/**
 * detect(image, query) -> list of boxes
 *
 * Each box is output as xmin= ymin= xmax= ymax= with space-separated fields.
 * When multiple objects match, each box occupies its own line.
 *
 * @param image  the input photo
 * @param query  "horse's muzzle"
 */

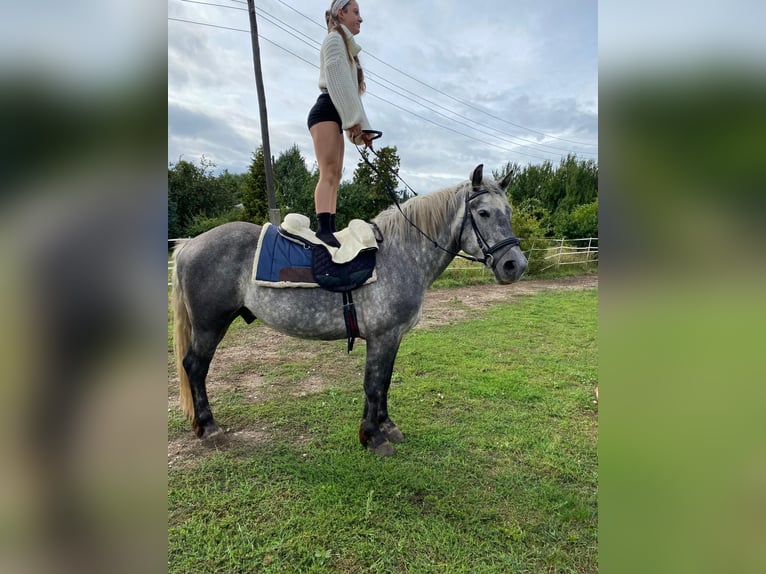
xmin=493 ymin=246 xmax=528 ymax=284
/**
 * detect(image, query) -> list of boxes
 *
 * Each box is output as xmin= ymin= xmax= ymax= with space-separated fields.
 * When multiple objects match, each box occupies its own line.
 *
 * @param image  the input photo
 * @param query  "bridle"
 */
xmin=356 ymin=146 xmax=520 ymax=269
xmin=459 ymin=189 xmax=521 ymax=269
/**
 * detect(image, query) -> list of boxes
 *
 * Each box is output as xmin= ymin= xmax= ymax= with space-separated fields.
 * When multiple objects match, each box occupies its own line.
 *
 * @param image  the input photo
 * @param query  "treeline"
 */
xmin=169 ymin=146 xmax=597 ymax=241
xmin=168 ymin=144 xmax=410 ymax=239
xmin=494 ymin=154 xmax=598 ymax=241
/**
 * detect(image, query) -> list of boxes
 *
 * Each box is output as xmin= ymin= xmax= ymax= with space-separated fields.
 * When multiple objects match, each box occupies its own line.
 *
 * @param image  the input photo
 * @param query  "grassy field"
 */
xmin=168 ymin=287 xmax=598 ymax=573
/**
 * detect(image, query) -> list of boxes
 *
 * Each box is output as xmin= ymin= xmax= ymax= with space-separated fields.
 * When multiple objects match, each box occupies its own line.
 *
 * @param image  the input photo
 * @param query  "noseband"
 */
xmin=459 ymin=189 xmax=520 ymax=269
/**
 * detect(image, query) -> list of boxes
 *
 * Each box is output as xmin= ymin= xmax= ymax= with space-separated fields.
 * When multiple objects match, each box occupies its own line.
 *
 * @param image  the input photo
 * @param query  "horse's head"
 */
xmin=458 ymin=164 xmax=528 ymax=284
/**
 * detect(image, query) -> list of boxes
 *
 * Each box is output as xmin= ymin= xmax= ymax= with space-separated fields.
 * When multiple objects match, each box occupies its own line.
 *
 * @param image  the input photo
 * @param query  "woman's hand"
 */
xmin=347 ymin=124 xmax=373 ymax=149
xmin=346 ymin=124 xmax=361 ymax=140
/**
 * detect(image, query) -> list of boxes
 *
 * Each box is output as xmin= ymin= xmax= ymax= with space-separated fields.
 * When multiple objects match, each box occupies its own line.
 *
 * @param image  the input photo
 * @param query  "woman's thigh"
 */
xmin=310 ymin=122 xmax=344 ymax=175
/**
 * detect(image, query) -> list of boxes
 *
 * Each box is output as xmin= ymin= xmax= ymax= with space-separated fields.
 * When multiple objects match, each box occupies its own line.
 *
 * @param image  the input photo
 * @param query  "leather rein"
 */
xmin=356 ymin=146 xmax=520 ymax=269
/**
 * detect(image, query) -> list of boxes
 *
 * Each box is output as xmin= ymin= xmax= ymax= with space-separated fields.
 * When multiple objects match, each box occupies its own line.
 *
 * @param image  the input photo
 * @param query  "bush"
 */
xmin=184 ymin=209 xmax=246 ymax=237
xmin=552 ymin=199 xmax=598 ymax=239
xmin=511 ymin=206 xmax=550 ymax=275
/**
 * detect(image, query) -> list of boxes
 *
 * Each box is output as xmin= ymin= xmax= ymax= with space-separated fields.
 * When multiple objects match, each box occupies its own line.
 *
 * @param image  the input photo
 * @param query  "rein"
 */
xmin=355 ymin=146 xmax=519 ymax=268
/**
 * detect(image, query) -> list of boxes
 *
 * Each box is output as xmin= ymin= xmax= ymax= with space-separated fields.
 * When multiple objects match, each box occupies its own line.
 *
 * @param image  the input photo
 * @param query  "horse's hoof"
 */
xmin=367 ymin=439 xmax=395 ymax=457
xmin=380 ymin=421 xmax=404 ymax=443
xmin=200 ymin=424 xmax=224 ymax=441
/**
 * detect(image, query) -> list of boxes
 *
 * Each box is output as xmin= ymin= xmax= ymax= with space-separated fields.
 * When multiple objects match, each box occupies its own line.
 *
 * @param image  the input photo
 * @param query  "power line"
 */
xmin=175 ymin=2 xmax=596 ymax=158
xmin=256 ymin=2 xmax=594 ymax=157
xmin=169 ymin=13 xmax=595 ymax=162
xmin=178 ymin=0 xmax=597 ymax=150
xmin=268 ymin=0 xmax=597 ymax=148
xmin=169 ymin=16 xmax=248 ymax=34
xmin=363 ymin=69 xmax=596 ymax=158
xmin=180 ymin=0 xmax=246 ymax=11
xmin=256 ymin=4 xmax=595 ymax=157
xmin=175 ymin=0 xmax=597 ymax=154
xmin=169 ymin=16 xmax=557 ymax=161
xmin=273 ymin=0 xmax=325 ymax=30
xmin=364 ymin=92 xmax=554 ymax=162
xmin=364 ymin=51 xmax=597 ymax=148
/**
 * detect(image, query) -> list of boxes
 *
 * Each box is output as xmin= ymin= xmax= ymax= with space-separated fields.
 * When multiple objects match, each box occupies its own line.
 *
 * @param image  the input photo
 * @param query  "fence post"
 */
xmin=557 ymin=238 xmax=564 ymax=269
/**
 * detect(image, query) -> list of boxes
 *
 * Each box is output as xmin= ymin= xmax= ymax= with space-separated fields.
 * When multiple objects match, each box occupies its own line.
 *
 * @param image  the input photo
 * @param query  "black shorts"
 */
xmin=307 ymin=92 xmax=342 ymax=133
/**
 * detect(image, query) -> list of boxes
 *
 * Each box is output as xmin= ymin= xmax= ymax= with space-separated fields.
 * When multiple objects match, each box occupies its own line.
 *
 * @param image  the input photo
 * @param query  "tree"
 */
xmin=492 ymin=161 xmax=520 ymax=191
xmin=506 ymin=160 xmax=554 ymax=210
xmin=336 ymin=180 xmax=369 ymax=228
xmin=552 ymin=199 xmax=598 ymax=239
xmin=501 ymin=155 xmax=598 ymax=238
xmin=342 ymin=146 xmax=404 ymax=226
xmin=273 ymin=144 xmax=314 ymax=219
xmin=168 ymin=196 xmax=180 ymax=239
xmin=242 ymin=146 xmax=269 ymax=223
xmin=168 ymin=156 xmax=238 ymax=238
xmin=217 ymin=170 xmax=248 ymax=207
xmin=516 ymin=197 xmax=552 ymax=236
xmin=557 ymin=154 xmax=598 ymax=213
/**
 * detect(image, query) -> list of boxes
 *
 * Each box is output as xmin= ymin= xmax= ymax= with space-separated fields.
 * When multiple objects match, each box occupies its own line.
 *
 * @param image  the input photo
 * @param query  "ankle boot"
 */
xmin=316 ymin=212 xmax=340 ymax=247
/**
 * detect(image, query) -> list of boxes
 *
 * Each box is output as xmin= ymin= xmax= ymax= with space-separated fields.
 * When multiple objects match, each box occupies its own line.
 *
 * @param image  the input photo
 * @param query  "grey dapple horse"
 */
xmin=171 ymin=164 xmax=527 ymax=455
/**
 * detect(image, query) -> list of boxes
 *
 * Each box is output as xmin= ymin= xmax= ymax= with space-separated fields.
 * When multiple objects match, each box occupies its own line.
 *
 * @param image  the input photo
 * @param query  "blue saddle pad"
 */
xmin=254 ymin=223 xmax=315 ymax=285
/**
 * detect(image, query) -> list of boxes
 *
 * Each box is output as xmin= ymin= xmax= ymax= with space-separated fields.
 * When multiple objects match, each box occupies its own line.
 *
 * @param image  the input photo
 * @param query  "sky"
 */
xmin=168 ymin=0 xmax=598 ymax=193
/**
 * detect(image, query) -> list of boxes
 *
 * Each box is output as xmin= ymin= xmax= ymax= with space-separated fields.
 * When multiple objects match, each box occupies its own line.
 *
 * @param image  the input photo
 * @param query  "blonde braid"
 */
xmin=325 ymin=6 xmax=366 ymax=95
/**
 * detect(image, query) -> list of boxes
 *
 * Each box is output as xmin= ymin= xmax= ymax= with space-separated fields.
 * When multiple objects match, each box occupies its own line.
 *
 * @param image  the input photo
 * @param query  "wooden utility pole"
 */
xmin=246 ymin=0 xmax=281 ymax=225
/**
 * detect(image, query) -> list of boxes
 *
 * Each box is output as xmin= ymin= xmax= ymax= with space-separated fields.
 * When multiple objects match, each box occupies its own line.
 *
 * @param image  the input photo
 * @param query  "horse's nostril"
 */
xmin=503 ymin=260 xmax=515 ymax=272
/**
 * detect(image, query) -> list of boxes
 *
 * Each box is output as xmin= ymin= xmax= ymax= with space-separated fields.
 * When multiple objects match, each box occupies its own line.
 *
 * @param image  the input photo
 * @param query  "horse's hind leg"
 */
xmin=183 ymin=345 xmax=221 ymax=440
xmin=182 ymin=324 xmax=235 ymax=440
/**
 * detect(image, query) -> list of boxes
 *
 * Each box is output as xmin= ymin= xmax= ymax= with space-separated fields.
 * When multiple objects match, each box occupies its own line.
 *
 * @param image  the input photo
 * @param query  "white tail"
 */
xmin=171 ymin=246 xmax=194 ymax=421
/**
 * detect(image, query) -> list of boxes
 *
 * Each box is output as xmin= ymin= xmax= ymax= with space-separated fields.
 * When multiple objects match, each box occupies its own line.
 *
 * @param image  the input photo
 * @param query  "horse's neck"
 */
xmin=387 ymin=193 xmax=464 ymax=286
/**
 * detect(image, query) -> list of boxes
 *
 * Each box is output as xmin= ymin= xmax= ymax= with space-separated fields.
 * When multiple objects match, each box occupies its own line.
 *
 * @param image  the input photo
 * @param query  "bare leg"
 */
xmin=310 ymin=121 xmax=344 ymax=215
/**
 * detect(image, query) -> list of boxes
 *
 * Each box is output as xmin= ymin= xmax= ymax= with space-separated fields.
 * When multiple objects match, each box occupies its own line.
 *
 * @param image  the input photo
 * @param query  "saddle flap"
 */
xmin=312 ymin=248 xmax=376 ymax=293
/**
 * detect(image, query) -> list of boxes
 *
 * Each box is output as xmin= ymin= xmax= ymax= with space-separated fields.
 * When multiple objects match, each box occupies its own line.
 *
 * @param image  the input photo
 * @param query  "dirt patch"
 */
xmin=418 ymin=274 xmax=598 ymax=328
xmin=168 ymin=428 xmax=275 ymax=470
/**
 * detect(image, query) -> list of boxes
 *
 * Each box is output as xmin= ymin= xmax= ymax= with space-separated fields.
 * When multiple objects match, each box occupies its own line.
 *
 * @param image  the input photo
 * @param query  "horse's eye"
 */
xmin=478 ymin=209 xmax=490 ymax=218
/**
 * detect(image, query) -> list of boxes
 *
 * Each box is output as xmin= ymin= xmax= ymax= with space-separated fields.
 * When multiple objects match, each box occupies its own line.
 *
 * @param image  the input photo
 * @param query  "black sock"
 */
xmin=330 ymin=213 xmax=337 ymax=232
xmin=316 ymin=212 xmax=340 ymax=247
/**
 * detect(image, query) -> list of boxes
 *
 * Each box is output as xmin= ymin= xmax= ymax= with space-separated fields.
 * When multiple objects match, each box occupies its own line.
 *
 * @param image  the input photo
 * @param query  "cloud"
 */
xmin=168 ymin=0 xmax=599 ymax=191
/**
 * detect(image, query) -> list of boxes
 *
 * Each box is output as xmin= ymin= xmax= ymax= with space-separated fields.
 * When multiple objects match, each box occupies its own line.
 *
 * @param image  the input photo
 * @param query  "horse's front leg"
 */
xmin=360 ymin=334 xmax=403 ymax=456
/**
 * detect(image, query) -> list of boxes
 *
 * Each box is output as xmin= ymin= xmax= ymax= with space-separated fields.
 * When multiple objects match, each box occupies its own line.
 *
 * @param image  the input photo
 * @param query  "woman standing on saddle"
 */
xmin=307 ymin=0 xmax=375 ymax=247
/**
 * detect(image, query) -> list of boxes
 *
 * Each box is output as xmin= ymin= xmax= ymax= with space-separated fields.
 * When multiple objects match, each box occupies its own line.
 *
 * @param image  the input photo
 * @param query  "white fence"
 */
xmin=446 ymin=237 xmax=598 ymax=274
xmin=532 ymin=237 xmax=598 ymax=271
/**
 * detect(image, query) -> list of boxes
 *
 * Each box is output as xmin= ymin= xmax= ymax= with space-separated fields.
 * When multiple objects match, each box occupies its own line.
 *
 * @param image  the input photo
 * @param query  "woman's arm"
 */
xmin=322 ymin=33 xmax=371 ymax=141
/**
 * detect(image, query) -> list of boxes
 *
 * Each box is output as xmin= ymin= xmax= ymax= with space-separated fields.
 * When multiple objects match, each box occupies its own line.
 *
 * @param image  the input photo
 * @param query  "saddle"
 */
xmin=253 ymin=215 xmax=380 ymax=351
xmin=280 ymin=213 xmax=378 ymax=265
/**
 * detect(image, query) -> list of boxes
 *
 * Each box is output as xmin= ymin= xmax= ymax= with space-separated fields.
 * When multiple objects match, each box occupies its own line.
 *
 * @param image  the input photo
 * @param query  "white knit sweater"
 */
xmin=318 ymin=25 xmax=371 ymax=143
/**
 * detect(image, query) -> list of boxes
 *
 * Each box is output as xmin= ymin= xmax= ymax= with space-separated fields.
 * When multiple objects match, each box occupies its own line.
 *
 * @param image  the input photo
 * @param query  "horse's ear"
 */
xmin=471 ymin=164 xmax=484 ymax=188
xmin=499 ymin=169 xmax=514 ymax=191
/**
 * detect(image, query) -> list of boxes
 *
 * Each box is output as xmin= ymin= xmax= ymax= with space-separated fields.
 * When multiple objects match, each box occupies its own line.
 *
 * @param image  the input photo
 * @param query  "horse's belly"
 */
xmin=245 ymin=287 xmax=348 ymax=340
xmin=244 ymin=281 xmax=423 ymax=340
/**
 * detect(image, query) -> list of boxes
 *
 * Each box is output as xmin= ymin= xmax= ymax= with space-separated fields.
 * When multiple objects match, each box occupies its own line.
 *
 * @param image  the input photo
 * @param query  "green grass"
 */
xmin=168 ymin=289 xmax=598 ymax=573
